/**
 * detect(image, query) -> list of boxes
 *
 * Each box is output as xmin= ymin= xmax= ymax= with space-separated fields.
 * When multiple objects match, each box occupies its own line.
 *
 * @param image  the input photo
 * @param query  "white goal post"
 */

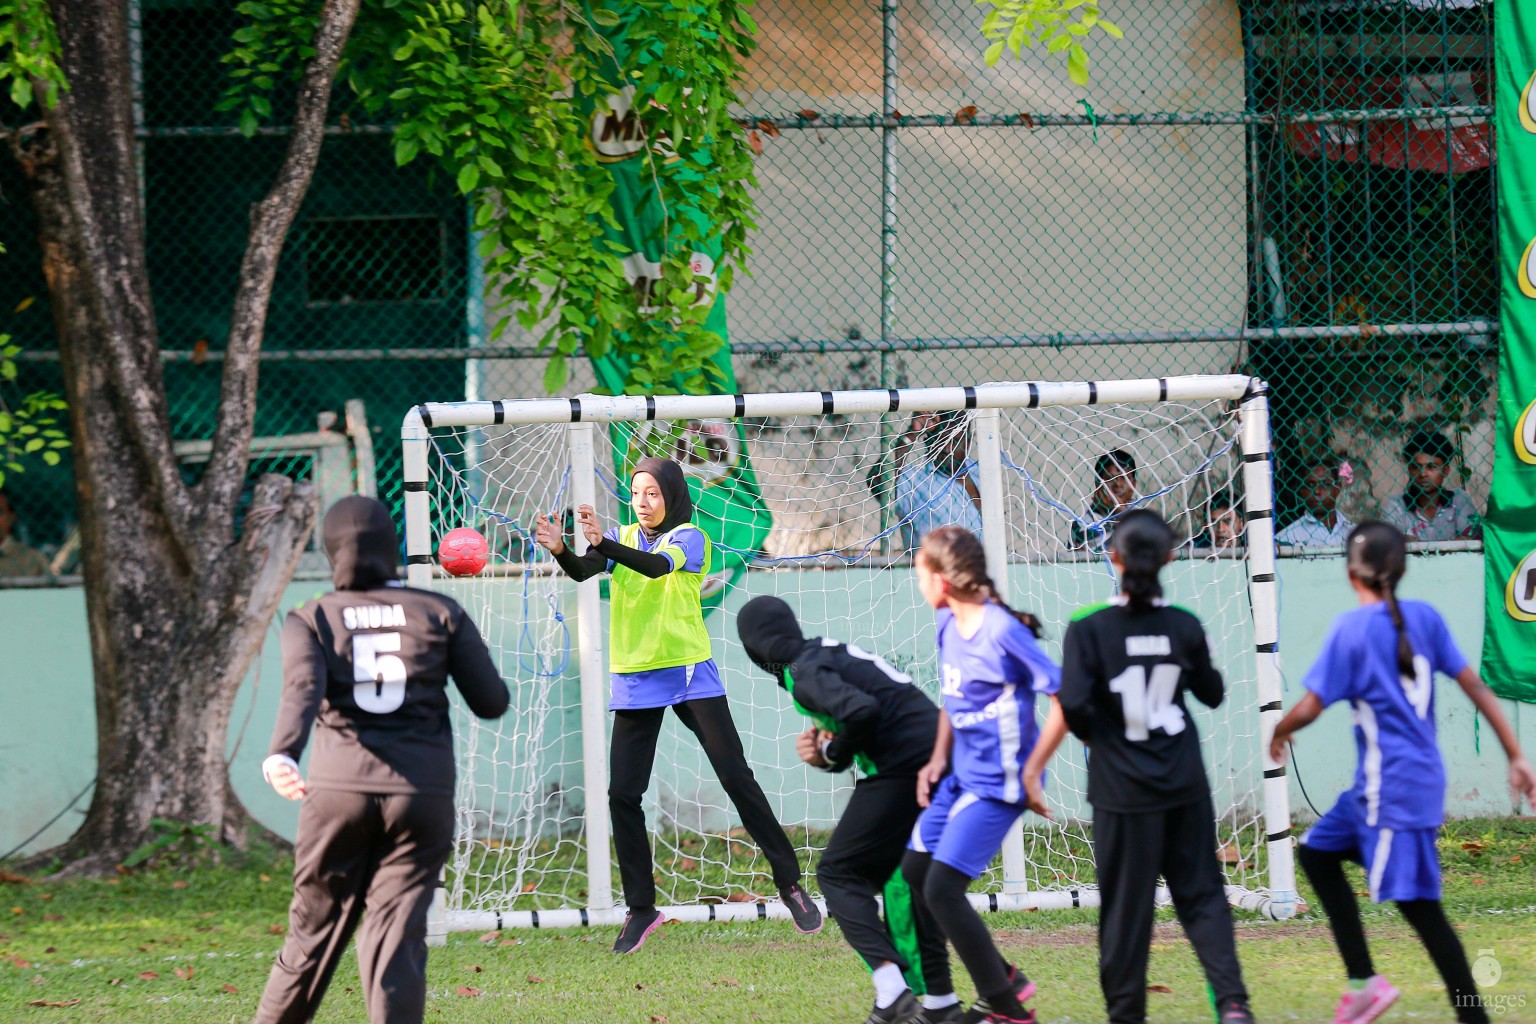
xmin=403 ymin=375 xmax=1298 ymax=936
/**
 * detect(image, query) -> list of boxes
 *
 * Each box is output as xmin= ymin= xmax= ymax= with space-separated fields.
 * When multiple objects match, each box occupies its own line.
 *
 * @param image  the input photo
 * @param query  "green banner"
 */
xmin=582 ymin=15 xmax=772 ymax=611
xmin=1484 ymin=3 xmax=1536 ymax=702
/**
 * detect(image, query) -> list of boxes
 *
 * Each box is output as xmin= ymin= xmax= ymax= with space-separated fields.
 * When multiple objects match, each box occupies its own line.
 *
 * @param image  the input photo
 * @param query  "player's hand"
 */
xmin=1023 ymin=770 xmax=1054 ymax=821
xmin=576 ymin=504 xmax=603 ymax=549
xmin=533 ymin=513 xmax=565 ymax=556
xmin=1268 ymin=730 xmax=1291 ymax=767
xmin=1509 ymin=756 xmax=1536 ymax=809
xmin=796 ymin=727 xmax=829 ymax=769
xmin=267 ymin=762 xmax=307 ymax=801
xmin=916 ymin=757 xmax=946 ymax=809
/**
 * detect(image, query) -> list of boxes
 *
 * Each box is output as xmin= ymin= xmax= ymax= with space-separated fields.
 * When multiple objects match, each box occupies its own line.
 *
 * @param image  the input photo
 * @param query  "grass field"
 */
xmin=3 ymin=818 xmax=1533 ymax=1023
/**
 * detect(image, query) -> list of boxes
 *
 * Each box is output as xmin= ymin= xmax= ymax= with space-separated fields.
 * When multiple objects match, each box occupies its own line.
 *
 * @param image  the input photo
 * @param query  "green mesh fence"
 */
xmin=0 ymin=0 xmax=1498 ymax=579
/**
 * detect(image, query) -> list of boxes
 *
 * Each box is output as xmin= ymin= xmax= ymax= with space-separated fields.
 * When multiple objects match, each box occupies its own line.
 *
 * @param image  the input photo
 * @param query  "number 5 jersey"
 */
xmin=1058 ymin=597 xmax=1226 ymax=812
xmin=267 ymin=497 xmax=509 ymax=796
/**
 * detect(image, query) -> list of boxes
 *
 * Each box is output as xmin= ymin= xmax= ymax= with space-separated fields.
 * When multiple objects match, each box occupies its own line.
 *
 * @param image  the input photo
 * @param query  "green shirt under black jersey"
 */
xmin=784 ymin=639 xmax=939 ymax=777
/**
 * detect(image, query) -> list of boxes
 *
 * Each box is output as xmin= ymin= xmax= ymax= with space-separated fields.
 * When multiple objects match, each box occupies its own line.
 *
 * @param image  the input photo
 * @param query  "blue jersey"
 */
xmin=1301 ymin=600 xmax=1468 ymax=830
xmin=937 ymin=603 xmax=1061 ymax=803
xmin=604 ymin=524 xmax=726 ymax=710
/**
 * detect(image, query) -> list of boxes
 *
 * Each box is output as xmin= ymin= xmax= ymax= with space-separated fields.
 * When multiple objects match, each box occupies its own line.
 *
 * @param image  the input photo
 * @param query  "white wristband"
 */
xmin=262 ymin=754 xmax=301 ymax=784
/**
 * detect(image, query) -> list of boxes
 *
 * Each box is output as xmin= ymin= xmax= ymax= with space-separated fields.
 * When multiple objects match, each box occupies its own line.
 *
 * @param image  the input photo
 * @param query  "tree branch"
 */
xmin=200 ymin=0 xmax=361 ymax=538
xmin=39 ymin=0 xmax=193 ymax=552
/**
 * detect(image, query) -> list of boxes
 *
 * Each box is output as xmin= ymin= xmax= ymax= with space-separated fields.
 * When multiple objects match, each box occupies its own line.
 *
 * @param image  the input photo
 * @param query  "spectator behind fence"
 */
xmin=0 ymin=491 xmax=50 ymax=579
xmin=1193 ymin=489 xmax=1244 ymax=550
xmin=1276 ymin=458 xmax=1355 ymax=548
xmin=1384 ymin=429 xmax=1481 ymax=542
xmin=872 ymin=410 xmax=982 ymax=551
xmin=1068 ymin=449 xmax=1137 ymax=551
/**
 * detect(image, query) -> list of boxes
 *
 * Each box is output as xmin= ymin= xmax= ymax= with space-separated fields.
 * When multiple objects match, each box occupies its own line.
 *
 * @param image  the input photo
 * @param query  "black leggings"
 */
xmin=609 ymin=696 xmax=802 ymax=910
xmin=1298 ymin=843 xmax=1488 ymax=1024
xmin=901 ymin=850 xmax=1022 ymax=1014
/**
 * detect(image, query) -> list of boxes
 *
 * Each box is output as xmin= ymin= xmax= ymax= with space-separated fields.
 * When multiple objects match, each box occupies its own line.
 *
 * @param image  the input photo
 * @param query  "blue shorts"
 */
xmin=907 ymin=774 xmax=1025 ymax=879
xmin=1302 ymin=793 xmax=1441 ymax=903
xmin=609 ymin=659 xmax=726 ymax=710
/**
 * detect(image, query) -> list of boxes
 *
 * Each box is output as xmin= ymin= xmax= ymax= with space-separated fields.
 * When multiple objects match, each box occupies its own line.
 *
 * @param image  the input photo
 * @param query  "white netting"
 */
xmin=418 ymin=388 xmax=1267 ymax=919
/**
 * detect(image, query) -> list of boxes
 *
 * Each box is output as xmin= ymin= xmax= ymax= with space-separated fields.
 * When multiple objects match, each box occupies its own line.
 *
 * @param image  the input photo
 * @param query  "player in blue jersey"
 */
xmin=1271 ymin=522 xmax=1535 ymax=1024
xmin=900 ymin=526 xmax=1068 ymax=1024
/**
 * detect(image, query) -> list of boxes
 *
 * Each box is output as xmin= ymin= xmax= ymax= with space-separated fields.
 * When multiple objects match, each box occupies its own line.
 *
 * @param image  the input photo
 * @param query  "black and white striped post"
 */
xmin=1239 ymin=381 xmax=1299 ymax=921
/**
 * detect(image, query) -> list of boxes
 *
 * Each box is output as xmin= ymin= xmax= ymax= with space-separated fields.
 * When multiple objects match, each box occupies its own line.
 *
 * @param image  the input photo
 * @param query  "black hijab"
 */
xmin=736 ymin=595 xmax=807 ymax=687
xmin=632 ymin=456 xmax=693 ymax=542
xmin=323 ymin=495 xmax=400 ymax=591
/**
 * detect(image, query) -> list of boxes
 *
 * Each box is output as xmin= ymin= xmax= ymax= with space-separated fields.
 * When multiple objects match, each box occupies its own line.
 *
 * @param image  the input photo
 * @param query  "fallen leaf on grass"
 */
xmin=0 ymin=872 xmax=29 ymax=886
xmin=174 ymin=966 xmax=193 ymax=981
xmin=716 ymin=977 xmax=740 ymax=987
xmin=258 ymin=875 xmax=271 ymax=883
xmin=634 ymin=983 xmax=645 ymax=991
xmin=478 ymin=931 xmax=500 ymax=943
xmin=12 ymin=958 xmax=31 ymax=968
xmin=651 ymin=1015 xmax=669 ymax=1023
xmin=267 ymin=925 xmax=284 ymax=935
xmin=36 ymin=894 xmax=51 ymax=901
xmin=724 ymin=892 xmax=761 ymax=903
xmin=26 ymin=999 xmax=81 ymax=1008
xmin=138 ymin=972 xmax=159 ymax=981
xmin=455 ymin=986 xmax=482 ymax=997
xmin=171 ymin=881 xmax=188 ymax=889
xmin=521 ymin=882 xmax=536 ymax=894
xmin=223 ymin=985 xmax=238 ymax=994
xmin=1461 ymin=841 xmax=1486 ymax=856
xmin=43 ymin=947 xmax=55 ymax=953
xmin=466 ymin=965 xmax=483 ymax=973
xmin=498 ymin=939 xmax=519 ymax=948
xmin=1148 ymin=984 xmax=1173 ymax=994
xmin=526 ymin=975 xmax=544 ymax=984
xmin=9 ymin=908 xmax=21 ymax=915
xmin=107 ymin=979 xmax=121 ymax=987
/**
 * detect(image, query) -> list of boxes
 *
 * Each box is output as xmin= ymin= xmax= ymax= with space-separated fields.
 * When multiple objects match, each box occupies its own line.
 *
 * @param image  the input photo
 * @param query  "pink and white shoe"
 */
xmin=1333 ymin=975 xmax=1400 ymax=1024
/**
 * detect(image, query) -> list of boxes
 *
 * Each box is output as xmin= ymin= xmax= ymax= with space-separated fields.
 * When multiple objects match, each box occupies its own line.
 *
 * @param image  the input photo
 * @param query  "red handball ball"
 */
xmin=438 ymin=527 xmax=490 ymax=577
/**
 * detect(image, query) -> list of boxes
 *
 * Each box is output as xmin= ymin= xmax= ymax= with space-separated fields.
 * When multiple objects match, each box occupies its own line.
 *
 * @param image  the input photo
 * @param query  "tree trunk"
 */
xmin=10 ymin=0 xmax=357 ymax=874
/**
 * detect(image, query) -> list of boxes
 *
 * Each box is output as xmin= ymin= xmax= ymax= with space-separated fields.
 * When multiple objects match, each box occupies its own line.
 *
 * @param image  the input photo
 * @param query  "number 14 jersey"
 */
xmin=1059 ymin=598 xmax=1226 ymax=812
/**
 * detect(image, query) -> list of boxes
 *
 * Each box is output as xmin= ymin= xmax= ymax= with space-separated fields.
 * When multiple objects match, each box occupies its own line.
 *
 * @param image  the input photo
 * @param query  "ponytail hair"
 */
xmin=917 ymin=525 xmax=1043 ymax=638
xmin=1109 ymin=509 xmax=1174 ymax=611
xmin=1346 ymin=521 xmax=1415 ymax=678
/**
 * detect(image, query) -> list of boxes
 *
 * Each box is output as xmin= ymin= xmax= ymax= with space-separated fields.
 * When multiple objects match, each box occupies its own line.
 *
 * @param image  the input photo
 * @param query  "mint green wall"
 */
xmin=2 ymin=552 xmax=1528 ymax=858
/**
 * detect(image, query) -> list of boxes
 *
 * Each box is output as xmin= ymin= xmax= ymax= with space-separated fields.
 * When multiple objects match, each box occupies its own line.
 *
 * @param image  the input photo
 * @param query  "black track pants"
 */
xmin=1094 ymin=799 xmax=1248 ymax=1024
xmin=818 ymin=774 xmax=951 ymax=994
xmin=254 ymin=789 xmax=453 ymax=1024
xmin=609 ymin=696 xmax=801 ymax=909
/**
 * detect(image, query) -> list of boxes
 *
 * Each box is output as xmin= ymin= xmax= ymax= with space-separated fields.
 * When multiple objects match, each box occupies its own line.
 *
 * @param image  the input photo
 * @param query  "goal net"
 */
xmin=402 ymin=375 xmax=1296 ymax=933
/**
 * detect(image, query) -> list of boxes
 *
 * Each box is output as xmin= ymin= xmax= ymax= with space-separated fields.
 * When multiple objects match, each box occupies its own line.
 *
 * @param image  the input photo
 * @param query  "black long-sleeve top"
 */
xmin=1058 ymin=599 xmax=1225 ymax=812
xmin=552 ymin=535 xmax=672 ymax=581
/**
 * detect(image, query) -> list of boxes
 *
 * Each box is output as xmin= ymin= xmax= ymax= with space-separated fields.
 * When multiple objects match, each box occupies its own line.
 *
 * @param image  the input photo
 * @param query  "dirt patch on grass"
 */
xmin=996 ymin=919 xmax=1338 ymax=950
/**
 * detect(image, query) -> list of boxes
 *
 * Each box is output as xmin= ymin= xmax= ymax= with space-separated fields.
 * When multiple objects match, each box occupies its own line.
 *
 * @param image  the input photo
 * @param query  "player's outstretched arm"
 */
xmin=1454 ymin=666 xmax=1536 ymax=809
xmin=1268 ymin=691 xmax=1324 ymax=765
xmin=535 ymin=512 xmax=608 ymax=581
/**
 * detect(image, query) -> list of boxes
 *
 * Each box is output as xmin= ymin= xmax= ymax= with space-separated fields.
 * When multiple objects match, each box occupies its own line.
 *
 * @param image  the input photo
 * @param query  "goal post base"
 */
xmin=440 ymin=884 xmax=1300 ymax=934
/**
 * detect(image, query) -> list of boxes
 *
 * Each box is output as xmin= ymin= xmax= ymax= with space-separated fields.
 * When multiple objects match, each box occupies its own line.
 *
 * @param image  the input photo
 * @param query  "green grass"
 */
xmin=3 ymin=819 xmax=1534 ymax=1023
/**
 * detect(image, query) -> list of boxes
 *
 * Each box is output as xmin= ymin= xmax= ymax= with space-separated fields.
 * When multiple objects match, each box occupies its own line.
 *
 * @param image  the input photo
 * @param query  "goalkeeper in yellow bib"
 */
xmin=535 ymin=456 xmax=821 ymax=953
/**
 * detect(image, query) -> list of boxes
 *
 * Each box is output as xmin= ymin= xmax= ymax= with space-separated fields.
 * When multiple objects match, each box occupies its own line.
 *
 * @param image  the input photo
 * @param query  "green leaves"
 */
xmin=0 ymin=1 xmax=67 ymax=111
xmin=0 ymin=327 xmax=71 ymax=491
xmin=976 ymin=0 xmax=1123 ymax=85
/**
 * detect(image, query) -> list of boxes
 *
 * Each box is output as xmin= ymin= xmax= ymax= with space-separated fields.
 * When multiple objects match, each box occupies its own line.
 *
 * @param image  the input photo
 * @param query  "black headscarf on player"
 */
xmin=324 ymin=495 xmax=400 ymax=591
xmin=632 ymin=457 xmax=693 ymax=543
xmin=737 ymin=595 xmax=807 ymax=687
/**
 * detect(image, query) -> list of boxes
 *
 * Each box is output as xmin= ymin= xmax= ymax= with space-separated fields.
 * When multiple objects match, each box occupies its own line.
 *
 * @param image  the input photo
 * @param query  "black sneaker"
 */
xmin=1217 ymin=998 xmax=1256 ymax=1024
xmin=779 ymin=882 xmax=824 ymax=934
xmin=909 ymin=1002 xmax=966 ymax=1024
xmin=864 ymin=989 xmax=920 ymax=1024
xmin=612 ymin=907 xmax=663 ymax=954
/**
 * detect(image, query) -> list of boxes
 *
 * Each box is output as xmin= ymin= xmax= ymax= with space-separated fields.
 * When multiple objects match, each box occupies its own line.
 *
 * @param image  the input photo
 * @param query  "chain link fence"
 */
xmin=0 ymin=0 xmax=1497 ymax=580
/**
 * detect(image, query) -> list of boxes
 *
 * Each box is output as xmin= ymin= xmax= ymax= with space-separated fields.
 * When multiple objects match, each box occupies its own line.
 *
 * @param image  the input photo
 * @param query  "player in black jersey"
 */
xmin=253 ymin=496 xmax=509 ymax=1024
xmin=738 ymin=596 xmax=952 ymax=1024
xmin=1058 ymin=510 xmax=1255 ymax=1024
